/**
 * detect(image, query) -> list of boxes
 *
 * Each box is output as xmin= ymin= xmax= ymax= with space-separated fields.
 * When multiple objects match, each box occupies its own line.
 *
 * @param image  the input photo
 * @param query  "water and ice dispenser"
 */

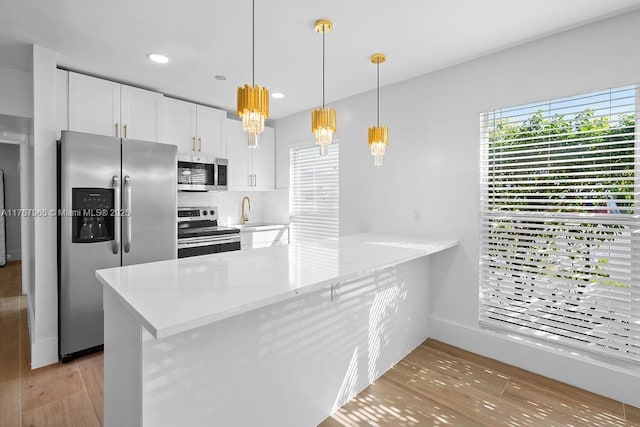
xmin=71 ymin=188 xmax=114 ymax=243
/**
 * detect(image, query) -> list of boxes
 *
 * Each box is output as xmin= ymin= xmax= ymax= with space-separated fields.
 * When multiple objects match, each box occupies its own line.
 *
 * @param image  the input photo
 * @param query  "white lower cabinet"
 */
xmin=240 ymin=227 xmax=289 ymax=250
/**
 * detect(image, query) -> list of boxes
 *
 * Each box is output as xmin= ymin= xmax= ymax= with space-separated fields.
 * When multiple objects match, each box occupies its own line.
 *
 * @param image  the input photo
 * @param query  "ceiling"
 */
xmin=1 ymin=0 xmax=639 ymax=120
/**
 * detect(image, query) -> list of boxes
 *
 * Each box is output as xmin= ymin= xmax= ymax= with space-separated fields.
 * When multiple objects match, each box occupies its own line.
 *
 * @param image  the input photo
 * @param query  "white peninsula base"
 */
xmin=99 ymin=234 xmax=457 ymax=426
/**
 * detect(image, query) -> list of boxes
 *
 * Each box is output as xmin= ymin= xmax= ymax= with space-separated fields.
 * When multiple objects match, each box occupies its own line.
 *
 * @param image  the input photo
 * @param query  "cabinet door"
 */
xmin=120 ymin=85 xmax=163 ymax=142
xmin=69 ymin=72 xmax=120 ymax=137
xmin=251 ymin=126 xmax=275 ymax=191
xmin=196 ymin=105 xmax=226 ymax=157
xmin=226 ymin=119 xmax=250 ymax=190
xmin=56 ymin=69 xmax=69 ymax=139
xmin=162 ymin=98 xmax=197 ymax=154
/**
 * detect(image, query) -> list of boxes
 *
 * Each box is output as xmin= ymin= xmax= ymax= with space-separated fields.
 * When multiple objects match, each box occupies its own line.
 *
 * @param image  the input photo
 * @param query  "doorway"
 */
xmin=0 ymin=142 xmax=21 ymax=267
xmin=0 ymin=113 xmax=30 ymax=296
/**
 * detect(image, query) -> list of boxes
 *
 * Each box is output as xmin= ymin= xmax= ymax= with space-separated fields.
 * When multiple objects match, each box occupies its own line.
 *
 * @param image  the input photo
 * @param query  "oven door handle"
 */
xmin=178 ymin=236 xmax=240 ymax=248
xmin=178 ymin=240 xmax=240 ymax=249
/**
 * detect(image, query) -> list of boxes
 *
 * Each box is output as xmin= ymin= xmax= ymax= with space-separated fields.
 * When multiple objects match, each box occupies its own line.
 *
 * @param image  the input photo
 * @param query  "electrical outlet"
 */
xmin=413 ymin=209 xmax=422 ymax=223
xmin=330 ymin=283 xmax=341 ymax=302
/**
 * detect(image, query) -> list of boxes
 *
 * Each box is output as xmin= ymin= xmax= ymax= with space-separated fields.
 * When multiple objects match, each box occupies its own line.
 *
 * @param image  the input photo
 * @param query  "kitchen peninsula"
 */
xmin=97 ymin=233 xmax=457 ymax=427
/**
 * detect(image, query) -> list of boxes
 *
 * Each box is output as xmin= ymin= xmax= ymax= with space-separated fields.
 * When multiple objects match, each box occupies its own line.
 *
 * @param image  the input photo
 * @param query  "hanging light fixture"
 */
xmin=311 ymin=19 xmax=336 ymax=157
xmin=237 ymin=0 xmax=269 ymax=148
xmin=368 ymin=53 xmax=388 ymax=166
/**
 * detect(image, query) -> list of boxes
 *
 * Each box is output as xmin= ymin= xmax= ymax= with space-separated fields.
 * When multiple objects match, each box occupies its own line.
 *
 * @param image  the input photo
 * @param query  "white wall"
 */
xmin=30 ymin=45 xmax=59 ymax=368
xmin=272 ymin=10 xmax=640 ymax=406
xmin=0 ymin=143 xmax=21 ymax=260
xmin=0 ymin=65 xmax=32 ymax=118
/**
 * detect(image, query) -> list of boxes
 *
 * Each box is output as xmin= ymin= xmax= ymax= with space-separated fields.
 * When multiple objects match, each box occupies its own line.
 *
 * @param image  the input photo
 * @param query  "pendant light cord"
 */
xmin=322 ymin=29 xmax=325 ymax=109
xmin=252 ymin=0 xmax=255 ymax=86
xmin=377 ymin=62 xmax=380 ymax=127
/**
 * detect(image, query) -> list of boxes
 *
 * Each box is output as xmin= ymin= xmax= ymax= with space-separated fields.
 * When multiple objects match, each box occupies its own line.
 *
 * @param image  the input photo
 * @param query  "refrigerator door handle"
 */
xmin=123 ymin=175 xmax=132 ymax=253
xmin=112 ymin=175 xmax=120 ymax=255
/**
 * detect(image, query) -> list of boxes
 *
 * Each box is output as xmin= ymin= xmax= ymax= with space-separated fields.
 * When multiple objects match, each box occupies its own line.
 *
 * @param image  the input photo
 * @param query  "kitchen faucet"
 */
xmin=241 ymin=196 xmax=251 ymax=224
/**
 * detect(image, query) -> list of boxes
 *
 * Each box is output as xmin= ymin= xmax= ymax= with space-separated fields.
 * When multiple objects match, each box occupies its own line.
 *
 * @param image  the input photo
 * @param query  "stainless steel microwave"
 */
xmin=177 ymin=155 xmax=228 ymax=191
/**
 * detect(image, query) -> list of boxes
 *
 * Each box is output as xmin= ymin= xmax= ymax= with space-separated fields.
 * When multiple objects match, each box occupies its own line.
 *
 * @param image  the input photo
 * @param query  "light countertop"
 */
xmin=96 ymin=233 xmax=457 ymax=340
xmin=234 ymin=223 xmax=289 ymax=231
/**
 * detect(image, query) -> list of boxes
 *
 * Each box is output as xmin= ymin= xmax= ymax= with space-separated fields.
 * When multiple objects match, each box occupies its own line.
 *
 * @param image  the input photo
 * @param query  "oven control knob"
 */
xmin=209 ymin=210 xmax=215 ymax=215
xmin=202 ymin=211 xmax=208 ymax=216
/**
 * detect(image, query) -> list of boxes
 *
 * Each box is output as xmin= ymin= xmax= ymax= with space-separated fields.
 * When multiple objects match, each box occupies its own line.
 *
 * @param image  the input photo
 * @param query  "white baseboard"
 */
xmin=429 ymin=316 xmax=640 ymax=408
xmin=26 ymin=297 xmax=58 ymax=369
xmin=6 ymin=249 xmax=21 ymax=261
xmin=30 ymin=336 xmax=58 ymax=369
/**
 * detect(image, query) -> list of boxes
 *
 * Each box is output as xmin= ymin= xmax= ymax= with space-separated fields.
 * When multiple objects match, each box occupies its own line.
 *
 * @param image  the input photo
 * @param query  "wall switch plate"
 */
xmin=413 ymin=209 xmax=422 ymax=223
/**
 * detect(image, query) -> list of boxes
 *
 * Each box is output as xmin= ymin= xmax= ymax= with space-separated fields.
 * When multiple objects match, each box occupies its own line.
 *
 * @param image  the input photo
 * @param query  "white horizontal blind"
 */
xmin=480 ymin=85 xmax=640 ymax=364
xmin=289 ymin=143 xmax=339 ymax=243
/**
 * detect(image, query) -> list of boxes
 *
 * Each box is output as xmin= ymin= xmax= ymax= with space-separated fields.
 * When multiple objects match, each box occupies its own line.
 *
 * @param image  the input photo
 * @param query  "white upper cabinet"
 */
xmin=69 ymin=72 xmax=120 ymax=137
xmin=68 ymin=72 xmax=162 ymax=142
xmin=56 ymin=69 xmax=69 ymax=140
xmin=120 ymin=85 xmax=163 ymax=142
xmin=162 ymin=98 xmax=226 ymax=158
xmin=226 ymin=119 xmax=250 ymax=189
xmin=252 ymin=126 xmax=275 ymax=191
xmin=226 ymin=118 xmax=275 ymax=191
xmin=196 ymin=105 xmax=226 ymax=158
xmin=162 ymin=98 xmax=197 ymax=154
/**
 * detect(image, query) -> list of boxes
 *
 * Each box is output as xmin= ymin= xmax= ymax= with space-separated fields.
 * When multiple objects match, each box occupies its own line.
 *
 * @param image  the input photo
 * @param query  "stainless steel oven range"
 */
xmin=177 ymin=207 xmax=241 ymax=258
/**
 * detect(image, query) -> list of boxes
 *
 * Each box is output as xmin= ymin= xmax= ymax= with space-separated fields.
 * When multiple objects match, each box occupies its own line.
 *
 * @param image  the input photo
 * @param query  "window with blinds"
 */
xmin=289 ymin=143 xmax=339 ymax=243
xmin=479 ymin=85 xmax=640 ymax=364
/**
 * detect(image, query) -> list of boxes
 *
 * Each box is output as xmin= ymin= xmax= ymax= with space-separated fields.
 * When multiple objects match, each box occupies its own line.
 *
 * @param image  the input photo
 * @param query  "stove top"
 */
xmin=177 ymin=206 xmax=240 ymax=239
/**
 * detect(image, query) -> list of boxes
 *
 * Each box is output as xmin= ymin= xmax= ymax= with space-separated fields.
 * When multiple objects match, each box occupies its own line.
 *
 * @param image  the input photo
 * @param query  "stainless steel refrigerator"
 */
xmin=58 ymin=130 xmax=177 ymax=361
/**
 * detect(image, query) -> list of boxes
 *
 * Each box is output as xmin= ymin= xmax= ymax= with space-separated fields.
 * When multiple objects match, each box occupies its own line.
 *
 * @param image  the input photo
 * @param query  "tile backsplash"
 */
xmin=178 ymin=189 xmax=290 ymax=226
xmin=178 ymin=191 xmax=265 ymax=226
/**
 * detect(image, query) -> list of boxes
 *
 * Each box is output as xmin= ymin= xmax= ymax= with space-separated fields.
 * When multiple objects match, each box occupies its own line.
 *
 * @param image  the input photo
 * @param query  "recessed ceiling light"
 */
xmin=147 ymin=53 xmax=169 ymax=64
xmin=214 ymin=75 xmax=226 ymax=81
xmin=271 ymin=92 xmax=285 ymax=99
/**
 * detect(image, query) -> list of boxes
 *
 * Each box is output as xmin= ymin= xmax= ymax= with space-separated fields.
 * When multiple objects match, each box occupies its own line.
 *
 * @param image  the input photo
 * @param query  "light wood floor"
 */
xmin=320 ymin=340 xmax=640 ymax=426
xmin=2 ymin=260 xmax=639 ymax=426
xmin=0 ymin=261 xmax=103 ymax=427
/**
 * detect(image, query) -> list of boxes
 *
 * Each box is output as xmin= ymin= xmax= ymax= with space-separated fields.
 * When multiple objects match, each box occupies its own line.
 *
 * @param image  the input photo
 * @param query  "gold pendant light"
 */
xmin=368 ymin=53 xmax=388 ymax=166
xmin=237 ymin=0 xmax=269 ymax=148
xmin=311 ymin=19 xmax=336 ymax=157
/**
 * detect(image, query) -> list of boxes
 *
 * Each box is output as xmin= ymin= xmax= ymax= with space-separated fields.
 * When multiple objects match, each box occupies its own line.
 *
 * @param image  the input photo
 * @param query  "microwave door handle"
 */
xmin=123 ymin=175 xmax=132 ymax=253
xmin=112 ymin=176 xmax=120 ymax=254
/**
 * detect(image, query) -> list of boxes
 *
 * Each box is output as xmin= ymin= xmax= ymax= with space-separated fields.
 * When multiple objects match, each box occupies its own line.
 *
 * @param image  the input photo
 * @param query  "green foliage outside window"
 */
xmin=486 ymin=108 xmax=635 ymax=290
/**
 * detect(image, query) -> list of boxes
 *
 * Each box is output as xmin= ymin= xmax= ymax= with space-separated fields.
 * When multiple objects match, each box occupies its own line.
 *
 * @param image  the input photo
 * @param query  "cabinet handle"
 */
xmin=115 ymin=123 xmax=119 ymax=138
xmin=248 ymin=174 xmax=252 ymax=187
xmin=253 ymin=174 xmax=257 ymax=187
xmin=123 ymin=124 xmax=128 ymax=139
xmin=198 ymin=137 xmax=202 ymax=152
xmin=192 ymin=137 xmax=196 ymax=151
